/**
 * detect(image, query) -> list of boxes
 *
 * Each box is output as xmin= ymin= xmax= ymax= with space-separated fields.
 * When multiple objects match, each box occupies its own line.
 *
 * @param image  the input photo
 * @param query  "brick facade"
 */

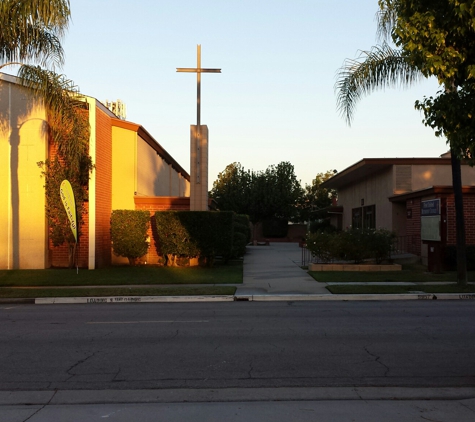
xmin=404 ymin=189 xmax=475 ymax=248
xmin=94 ymin=108 xmax=112 ymax=267
xmin=405 ymin=197 xmax=422 ymax=256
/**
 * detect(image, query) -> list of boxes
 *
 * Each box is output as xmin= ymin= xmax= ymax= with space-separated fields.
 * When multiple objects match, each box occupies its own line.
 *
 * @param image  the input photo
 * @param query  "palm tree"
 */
xmin=0 ymin=0 xmax=88 ymax=154
xmin=335 ymin=1 xmax=468 ymax=285
xmin=0 ymin=0 xmax=70 ymax=68
xmin=1 ymin=0 xmax=91 ymax=266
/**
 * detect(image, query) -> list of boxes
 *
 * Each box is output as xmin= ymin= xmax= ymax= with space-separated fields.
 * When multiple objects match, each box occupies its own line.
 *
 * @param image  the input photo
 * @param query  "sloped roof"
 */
xmin=321 ymin=158 xmax=452 ymax=190
xmin=111 ymin=118 xmax=190 ymax=181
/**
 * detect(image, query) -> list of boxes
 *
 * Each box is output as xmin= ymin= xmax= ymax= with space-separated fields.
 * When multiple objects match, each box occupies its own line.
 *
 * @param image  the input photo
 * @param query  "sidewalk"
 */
xmin=236 ymin=243 xmax=330 ymax=298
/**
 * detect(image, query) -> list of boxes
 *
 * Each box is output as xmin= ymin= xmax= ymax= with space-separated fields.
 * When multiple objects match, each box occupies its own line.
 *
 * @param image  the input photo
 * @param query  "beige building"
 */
xmin=321 ymin=154 xmax=475 ymax=265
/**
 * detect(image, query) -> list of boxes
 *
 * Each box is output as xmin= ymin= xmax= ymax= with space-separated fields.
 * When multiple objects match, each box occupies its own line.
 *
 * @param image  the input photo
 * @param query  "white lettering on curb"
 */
xmin=418 ymin=295 xmax=433 ymax=300
xmin=86 ymin=297 xmax=141 ymax=304
xmin=459 ymin=294 xmax=475 ymax=300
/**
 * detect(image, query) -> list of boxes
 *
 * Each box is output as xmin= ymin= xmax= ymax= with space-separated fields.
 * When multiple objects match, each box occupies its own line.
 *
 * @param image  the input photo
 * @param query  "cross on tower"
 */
xmin=177 ymin=45 xmax=221 ymax=184
xmin=177 ymin=44 xmax=221 ymax=128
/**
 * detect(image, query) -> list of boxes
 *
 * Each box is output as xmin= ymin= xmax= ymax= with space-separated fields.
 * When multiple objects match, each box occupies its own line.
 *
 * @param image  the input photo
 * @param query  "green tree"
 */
xmin=1 ymin=1 xmax=92 ymax=265
xmin=336 ymin=0 xmax=475 ymax=285
xmin=210 ymin=161 xmax=303 ymax=224
xmin=298 ymin=170 xmax=337 ymax=222
xmin=210 ymin=162 xmax=252 ymax=215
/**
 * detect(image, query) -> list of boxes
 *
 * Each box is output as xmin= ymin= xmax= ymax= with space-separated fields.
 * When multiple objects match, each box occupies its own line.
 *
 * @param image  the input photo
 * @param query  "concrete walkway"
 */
xmin=236 ymin=243 xmax=330 ymax=298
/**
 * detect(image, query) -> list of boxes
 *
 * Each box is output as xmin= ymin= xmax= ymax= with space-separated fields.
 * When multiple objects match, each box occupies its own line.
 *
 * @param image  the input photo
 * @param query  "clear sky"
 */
xmin=59 ymin=0 xmax=445 ymax=189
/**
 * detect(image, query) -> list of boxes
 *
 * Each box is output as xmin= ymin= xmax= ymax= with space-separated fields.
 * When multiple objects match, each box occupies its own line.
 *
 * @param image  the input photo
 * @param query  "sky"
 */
xmin=57 ymin=0 xmax=446 ymax=189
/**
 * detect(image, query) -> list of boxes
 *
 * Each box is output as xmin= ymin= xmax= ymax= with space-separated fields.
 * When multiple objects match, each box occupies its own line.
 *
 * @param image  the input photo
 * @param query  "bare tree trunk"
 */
xmin=450 ymin=148 xmax=468 ymax=286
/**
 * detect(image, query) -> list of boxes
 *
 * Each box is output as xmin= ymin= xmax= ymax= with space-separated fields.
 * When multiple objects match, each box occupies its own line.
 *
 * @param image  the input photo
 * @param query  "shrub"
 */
xmin=308 ymin=219 xmax=337 ymax=234
xmin=306 ymin=228 xmax=395 ymax=264
xmin=306 ymin=231 xmax=337 ymax=263
xmin=154 ymin=211 xmax=234 ymax=266
xmin=111 ymin=210 xmax=150 ymax=265
xmin=232 ymin=214 xmax=251 ymax=258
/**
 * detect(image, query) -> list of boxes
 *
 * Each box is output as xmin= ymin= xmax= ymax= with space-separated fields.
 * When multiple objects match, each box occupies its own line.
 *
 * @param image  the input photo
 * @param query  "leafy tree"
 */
xmin=336 ymin=0 xmax=475 ymax=285
xmin=297 ymin=170 xmax=337 ymax=222
xmin=210 ymin=162 xmax=251 ymax=215
xmin=210 ymin=161 xmax=303 ymax=225
xmin=1 ymin=1 xmax=92 ymax=265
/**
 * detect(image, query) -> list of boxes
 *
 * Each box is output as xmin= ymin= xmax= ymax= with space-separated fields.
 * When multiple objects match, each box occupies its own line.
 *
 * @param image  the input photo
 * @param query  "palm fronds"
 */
xmin=0 ymin=0 xmax=70 ymax=69
xmin=335 ymin=43 xmax=422 ymax=125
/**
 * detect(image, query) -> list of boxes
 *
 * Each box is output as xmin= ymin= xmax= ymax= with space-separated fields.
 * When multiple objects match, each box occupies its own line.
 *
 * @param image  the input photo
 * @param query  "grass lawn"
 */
xmin=326 ymin=284 xmax=475 ymax=294
xmin=0 ymin=260 xmax=243 ymax=287
xmin=0 ymin=286 xmax=237 ymax=299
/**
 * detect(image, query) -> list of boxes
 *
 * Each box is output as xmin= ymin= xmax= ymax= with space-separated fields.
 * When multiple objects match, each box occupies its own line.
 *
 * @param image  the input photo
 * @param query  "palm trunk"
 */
xmin=449 ymin=147 xmax=468 ymax=286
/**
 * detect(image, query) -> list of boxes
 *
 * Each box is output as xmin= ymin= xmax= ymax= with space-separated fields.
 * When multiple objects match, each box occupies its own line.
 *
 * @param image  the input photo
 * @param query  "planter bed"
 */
xmin=309 ymin=263 xmax=402 ymax=272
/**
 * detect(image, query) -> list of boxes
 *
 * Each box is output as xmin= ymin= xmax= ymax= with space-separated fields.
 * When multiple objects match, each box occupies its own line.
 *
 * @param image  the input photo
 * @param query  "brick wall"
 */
xmin=47 ymin=128 xmax=90 ymax=267
xmin=447 ymin=195 xmax=475 ymax=245
xmin=405 ymin=198 xmax=421 ymax=256
xmin=94 ymin=108 xmax=112 ymax=267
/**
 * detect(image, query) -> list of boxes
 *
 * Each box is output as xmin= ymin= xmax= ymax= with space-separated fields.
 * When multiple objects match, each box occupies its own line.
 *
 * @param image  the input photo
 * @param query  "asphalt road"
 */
xmin=1 ymin=301 xmax=474 ymax=391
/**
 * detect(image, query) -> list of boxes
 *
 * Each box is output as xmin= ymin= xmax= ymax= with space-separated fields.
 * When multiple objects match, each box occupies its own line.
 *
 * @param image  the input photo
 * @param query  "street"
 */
xmin=1 ymin=301 xmax=474 ymax=391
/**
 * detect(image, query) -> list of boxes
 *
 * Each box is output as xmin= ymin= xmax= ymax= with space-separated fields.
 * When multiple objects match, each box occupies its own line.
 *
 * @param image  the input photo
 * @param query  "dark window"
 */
xmin=352 ymin=205 xmax=376 ymax=229
xmin=352 ymin=208 xmax=362 ymax=229
xmin=363 ymin=205 xmax=376 ymax=229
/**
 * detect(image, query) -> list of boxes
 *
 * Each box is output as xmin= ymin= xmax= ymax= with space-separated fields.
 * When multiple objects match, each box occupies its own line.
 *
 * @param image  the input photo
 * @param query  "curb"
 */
xmin=25 ymin=293 xmax=475 ymax=304
xmin=35 ymin=295 xmax=235 ymax=305
xmin=1 ymin=387 xmax=474 ymax=405
xmin=236 ymin=293 xmax=475 ymax=301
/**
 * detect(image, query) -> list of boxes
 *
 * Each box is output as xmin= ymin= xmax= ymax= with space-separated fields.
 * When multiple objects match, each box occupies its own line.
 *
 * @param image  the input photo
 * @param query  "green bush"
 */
xmin=111 ymin=210 xmax=150 ymax=265
xmin=306 ymin=231 xmax=337 ymax=263
xmin=232 ymin=214 xmax=251 ymax=258
xmin=306 ymin=228 xmax=395 ymax=264
xmin=308 ymin=219 xmax=337 ymax=234
xmin=154 ymin=211 xmax=234 ymax=266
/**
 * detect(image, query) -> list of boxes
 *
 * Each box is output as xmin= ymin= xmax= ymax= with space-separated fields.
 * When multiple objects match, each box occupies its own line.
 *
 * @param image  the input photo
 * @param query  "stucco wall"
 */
xmin=337 ymin=167 xmax=394 ymax=230
xmin=0 ymin=79 xmax=47 ymax=269
xmin=112 ymin=125 xmax=137 ymax=210
xmin=412 ymin=164 xmax=475 ymax=190
xmin=137 ymin=135 xmax=170 ymax=196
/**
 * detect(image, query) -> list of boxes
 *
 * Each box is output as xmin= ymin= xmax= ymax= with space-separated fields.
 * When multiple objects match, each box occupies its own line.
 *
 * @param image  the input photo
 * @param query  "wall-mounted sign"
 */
xmin=421 ymin=199 xmax=441 ymax=241
xmin=421 ymin=199 xmax=440 ymax=216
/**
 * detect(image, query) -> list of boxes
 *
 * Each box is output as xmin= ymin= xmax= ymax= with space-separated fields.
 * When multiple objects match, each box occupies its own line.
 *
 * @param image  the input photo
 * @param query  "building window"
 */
xmin=363 ymin=205 xmax=376 ymax=229
xmin=352 ymin=205 xmax=376 ymax=229
xmin=352 ymin=208 xmax=362 ymax=229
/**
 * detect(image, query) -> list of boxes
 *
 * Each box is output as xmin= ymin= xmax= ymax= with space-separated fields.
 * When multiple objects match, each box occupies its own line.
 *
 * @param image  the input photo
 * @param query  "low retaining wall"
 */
xmin=309 ymin=263 xmax=402 ymax=272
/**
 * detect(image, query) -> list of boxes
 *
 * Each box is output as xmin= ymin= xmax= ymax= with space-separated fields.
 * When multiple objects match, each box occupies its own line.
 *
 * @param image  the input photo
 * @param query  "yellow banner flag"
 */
xmin=60 ymin=180 xmax=78 ymax=243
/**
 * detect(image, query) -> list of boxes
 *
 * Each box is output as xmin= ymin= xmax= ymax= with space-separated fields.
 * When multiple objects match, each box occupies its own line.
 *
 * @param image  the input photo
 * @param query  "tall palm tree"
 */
xmin=335 ymin=1 xmax=468 ymax=284
xmin=1 ymin=1 xmax=91 ymax=266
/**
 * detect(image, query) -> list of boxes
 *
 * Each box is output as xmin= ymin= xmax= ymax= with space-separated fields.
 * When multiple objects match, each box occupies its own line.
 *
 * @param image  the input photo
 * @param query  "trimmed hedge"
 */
xmin=233 ymin=214 xmax=251 ymax=258
xmin=154 ymin=211 xmax=235 ymax=266
xmin=306 ymin=228 xmax=396 ymax=264
xmin=111 ymin=210 xmax=150 ymax=265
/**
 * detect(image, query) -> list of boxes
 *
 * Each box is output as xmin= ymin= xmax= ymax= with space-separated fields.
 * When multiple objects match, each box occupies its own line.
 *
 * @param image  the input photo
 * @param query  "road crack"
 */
xmin=22 ymin=389 xmax=57 ymax=422
xmin=363 ymin=346 xmax=390 ymax=376
xmin=65 ymin=351 xmax=97 ymax=380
